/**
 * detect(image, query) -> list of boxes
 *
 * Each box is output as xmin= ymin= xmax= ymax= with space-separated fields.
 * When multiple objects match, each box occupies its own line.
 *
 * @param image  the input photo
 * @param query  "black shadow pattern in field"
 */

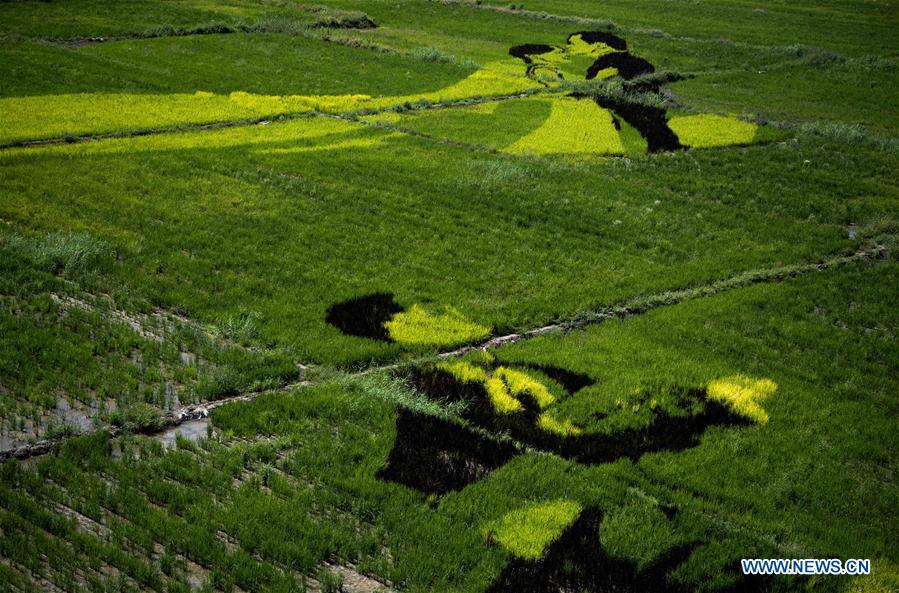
xmin=508 ymin=43 xmax=557 ymax=77
xmin=488 ymin=507 xmax=776 ymax=593
xmin=325 ymin=292 xmax=404 ymax=341
xmin=493 ymin=358 xmax=594 ymax=395
xmin=376 ymin=408 xmax=520 ymax=495
xmin=586 ymin=52 xmax=655 ymax=81
xmin=488 ymin=507 xmax=693 ymax=592
xmin=592 ymin=94 xmax=683 ymax=152
xmin=402 ymin=366 xmax=749 ymax=471
xmin=389 ymin=365 xmax=780 ymax=591
xmin=510 ymin=31 xmax=684 ymax=153
xmin=558 ymin=388 xmax=751 ymax=464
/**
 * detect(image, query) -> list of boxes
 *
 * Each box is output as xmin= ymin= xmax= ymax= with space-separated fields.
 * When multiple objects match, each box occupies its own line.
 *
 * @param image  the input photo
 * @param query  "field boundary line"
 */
xmin=1 ymin=244 xmax=888 ymax=461
xmin=0 ymin=112 xmax=319 ymax=151
xmin=375 ymin=244 xmax=889 ymax=370
xmin=0 ymin=379 xmax=311 ymax=462
xmin=428 ymin=0 xmax=851 ymax=55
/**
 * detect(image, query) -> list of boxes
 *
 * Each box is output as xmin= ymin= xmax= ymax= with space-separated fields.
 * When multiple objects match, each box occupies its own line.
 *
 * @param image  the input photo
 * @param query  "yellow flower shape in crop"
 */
xmin=485 ymin=500 xmax=583 ymax=560
xmin=707 ymin=375 xmax=778 ymax=424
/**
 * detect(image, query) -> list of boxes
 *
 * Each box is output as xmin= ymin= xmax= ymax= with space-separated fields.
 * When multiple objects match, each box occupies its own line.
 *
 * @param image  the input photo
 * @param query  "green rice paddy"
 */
xmin=0 ymin=0 xmax=896 ymax=591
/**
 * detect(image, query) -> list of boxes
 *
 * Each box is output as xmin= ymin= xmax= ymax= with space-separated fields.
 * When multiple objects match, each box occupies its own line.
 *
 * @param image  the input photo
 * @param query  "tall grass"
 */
xmin=3 ymin=230 xmax=115 ymax=275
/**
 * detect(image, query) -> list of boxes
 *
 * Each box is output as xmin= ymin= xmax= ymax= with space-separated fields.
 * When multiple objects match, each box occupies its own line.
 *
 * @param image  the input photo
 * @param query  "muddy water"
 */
xmin=157 ymin=419 xmax=209 ymax=449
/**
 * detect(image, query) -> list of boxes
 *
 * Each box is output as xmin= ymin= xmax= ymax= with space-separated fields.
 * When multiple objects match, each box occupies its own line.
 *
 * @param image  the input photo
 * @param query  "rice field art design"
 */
xmin=377 ymin=354 xmax=781 ymax=591
xmin=325 ymin=292 xmax=491 ymax=348
xmin=1 ymin=29 xmax=770 ymax=157
xmin=506 ymin=31 xmax=762 ymax=154
xmin=382 ymin=354 xmax=778 ymax=494
xmin=482 ymin=501 xmax=780 ymax=593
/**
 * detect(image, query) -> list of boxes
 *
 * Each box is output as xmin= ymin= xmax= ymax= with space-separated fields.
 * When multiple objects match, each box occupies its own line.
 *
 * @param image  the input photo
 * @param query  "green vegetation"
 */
xmin=0 ymin=0 xmax=896 ymax=590
xmin=493 ymin=263 xmax=898 ymax=577
xmin=0 ymin=226 xmax=298 ymax=444
xmin=1 ymin=263 xmax=894 ymax=591
xmin=505 ymin=97 xmax=625 ymax=155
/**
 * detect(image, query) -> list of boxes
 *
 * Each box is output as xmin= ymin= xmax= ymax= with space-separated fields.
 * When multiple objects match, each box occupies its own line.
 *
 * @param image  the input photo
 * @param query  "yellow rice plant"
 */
xmin=494 ymin=366 xmax=555 ymax=409
xmin=363 ymin=59 xmax=545 ymax=110
xmin=668 ymin=114 xmax=758 ymax=148
xmin=484 ymin=500 xmax=583 ymax=560
xmin=485 ymin=377 xmax=524 ymax=414
xmin=504 ymin=97 xmax=625 ymax=156
xmin=435 ymin=360 xmax=489 ymax=384
xmin=0 ymin=91 xmax=372 ymax=144
xmin=0 ymin=57 xmax=540 ymax=144
xmin=567 ymin=34 xmax=619 ymax=59
xmin=0 ymin=117 xmax=361 ymax=158
xmin=537 ymin=412 xmax=582 ymax=437
xmin=706 ymin=374 xmax=778 ymax=424
xmin=384 ymin=304 xmax=491 ymax=347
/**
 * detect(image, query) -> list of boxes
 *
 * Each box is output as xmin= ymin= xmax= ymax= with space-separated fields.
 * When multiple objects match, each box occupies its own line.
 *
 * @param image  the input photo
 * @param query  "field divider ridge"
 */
xmin=1 ymin=243 xmax=888 ymax=462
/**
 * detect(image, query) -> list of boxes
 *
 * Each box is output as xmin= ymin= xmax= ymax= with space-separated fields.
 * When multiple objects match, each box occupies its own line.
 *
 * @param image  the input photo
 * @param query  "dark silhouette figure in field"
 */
xmin=377 ymin=358 xmax=777 ymax=592
xmin=383 ymin=362 xmax=752 ymax=496
xmin=325 ymin=292 xmax=403 ymax=342
xmin=487 ymin=506 xmax=777 ymax=593
xmin=510 ymin=31 xmax=683 ymax=152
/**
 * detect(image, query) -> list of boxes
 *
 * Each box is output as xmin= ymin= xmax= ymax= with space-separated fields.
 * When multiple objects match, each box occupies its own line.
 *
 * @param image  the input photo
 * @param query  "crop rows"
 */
xmin=0 ymin=430 xmax=398 ymax=593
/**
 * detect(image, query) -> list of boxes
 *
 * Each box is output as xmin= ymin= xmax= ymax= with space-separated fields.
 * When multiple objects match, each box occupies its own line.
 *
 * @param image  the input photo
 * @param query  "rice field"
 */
xmin=0 ymin=0 xmax=896 ymax=592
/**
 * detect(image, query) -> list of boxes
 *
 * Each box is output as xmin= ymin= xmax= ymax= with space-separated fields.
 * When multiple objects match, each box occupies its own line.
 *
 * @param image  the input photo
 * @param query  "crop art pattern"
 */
xmin=2 ymin=30 xmax=766 ymax=155
xmin=506 ymin=31 xmax=760 ymax=154
xmin=325 ymin=292 xmax=491 ymax=348
xmin=385 ymin=354 xmax=778 ymax=493
xmin=376 ymin=350 xmax=780 ymax=591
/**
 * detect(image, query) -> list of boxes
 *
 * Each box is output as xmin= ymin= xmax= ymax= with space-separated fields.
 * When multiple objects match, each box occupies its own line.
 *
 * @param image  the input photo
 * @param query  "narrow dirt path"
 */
xmin=372 ymin=244 xmax=889 ymax=372
xmin=1 ymin=244 xmax=887 ymax=462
